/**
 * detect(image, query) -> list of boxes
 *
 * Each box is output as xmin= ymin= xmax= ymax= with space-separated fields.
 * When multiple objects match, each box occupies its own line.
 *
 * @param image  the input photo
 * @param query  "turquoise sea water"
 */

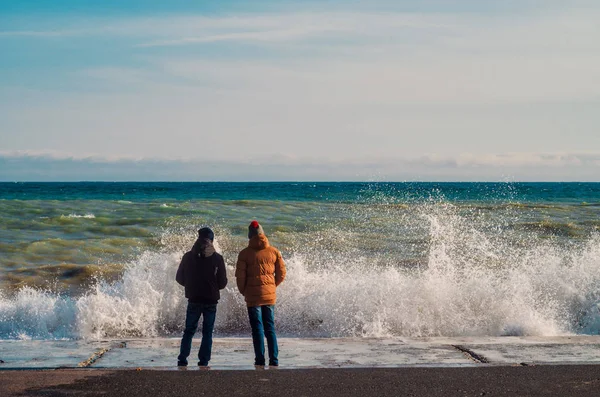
xmin=3 ymin=182 xmax=600 ymax=202
xmin=0 ymin=182 xmax=599 ymax=340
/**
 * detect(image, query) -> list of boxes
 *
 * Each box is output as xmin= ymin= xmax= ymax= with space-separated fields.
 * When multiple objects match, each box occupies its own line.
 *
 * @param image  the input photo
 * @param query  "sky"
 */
xmin=1 ymin=0 xmax=599 ymax=181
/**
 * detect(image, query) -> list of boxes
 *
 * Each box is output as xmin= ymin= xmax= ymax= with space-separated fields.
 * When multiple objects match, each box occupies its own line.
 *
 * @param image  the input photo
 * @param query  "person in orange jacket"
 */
xmin=235 ymin=220 xmax=286 ymax=367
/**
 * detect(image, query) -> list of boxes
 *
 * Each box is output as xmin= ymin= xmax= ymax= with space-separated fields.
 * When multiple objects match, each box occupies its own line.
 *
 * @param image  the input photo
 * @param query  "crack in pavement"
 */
xmin=452 ymin=345 xmax=490 ymax=364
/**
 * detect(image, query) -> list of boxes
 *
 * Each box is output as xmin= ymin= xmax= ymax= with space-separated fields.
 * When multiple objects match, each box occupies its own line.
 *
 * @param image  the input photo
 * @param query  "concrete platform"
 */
xmin=0 ymin=340 xmax=111 ymax=369
xmin=1 ymin=336 xmax=600 ymax=370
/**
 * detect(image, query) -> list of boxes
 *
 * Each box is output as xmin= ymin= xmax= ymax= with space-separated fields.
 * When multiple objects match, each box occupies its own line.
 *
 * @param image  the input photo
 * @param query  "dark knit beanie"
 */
xmin=198 ymin=227 xmax=214 ymax=241
xmin=248 ymin=220 xmax=264 ymax=239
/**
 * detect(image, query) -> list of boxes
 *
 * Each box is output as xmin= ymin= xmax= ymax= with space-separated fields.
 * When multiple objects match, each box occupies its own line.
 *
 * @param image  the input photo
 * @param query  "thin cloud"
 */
xmin=0 ymin=12 xmax=459 ymax=44
xmin=0 ymin=30 xmax=68 ymax=37
xmin=2 ymin=155 xmax=598 ymax=181
xmin=0 ymin=150 xmax=147 ymax=163
xmin=3 ymin=150 xmax=600 ymax=168
xmin=5 ymin=150 xmax=600 ymax=181
xmin=138 ymin=27 xmax=338 ymax=47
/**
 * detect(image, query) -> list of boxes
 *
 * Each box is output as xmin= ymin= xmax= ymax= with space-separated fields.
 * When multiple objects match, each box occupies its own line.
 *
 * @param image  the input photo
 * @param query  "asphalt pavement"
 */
xmin=2 ymin=365 xmax=600 ymax=397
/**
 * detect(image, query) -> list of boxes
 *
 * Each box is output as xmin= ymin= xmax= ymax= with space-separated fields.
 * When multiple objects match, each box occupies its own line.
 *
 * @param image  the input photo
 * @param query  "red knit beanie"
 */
xmin=248 ymin=220 xmax=265 ymax=238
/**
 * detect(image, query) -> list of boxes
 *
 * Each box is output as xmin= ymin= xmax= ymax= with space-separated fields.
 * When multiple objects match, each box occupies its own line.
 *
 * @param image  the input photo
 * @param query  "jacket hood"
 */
xmin=249 ymin=234 xmax=269 ymax=250
xmin=192 ymin=238 xmax=215 ymax=257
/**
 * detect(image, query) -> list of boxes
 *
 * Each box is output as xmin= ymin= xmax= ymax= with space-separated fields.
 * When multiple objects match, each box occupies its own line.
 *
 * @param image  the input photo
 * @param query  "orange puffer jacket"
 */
xmin=235 ymin=234 xmax=286 ymax=307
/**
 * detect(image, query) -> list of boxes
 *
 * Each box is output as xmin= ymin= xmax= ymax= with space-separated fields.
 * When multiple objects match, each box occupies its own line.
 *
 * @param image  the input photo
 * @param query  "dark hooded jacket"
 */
xmin=176 ymin=238 xmax=227 ymax=304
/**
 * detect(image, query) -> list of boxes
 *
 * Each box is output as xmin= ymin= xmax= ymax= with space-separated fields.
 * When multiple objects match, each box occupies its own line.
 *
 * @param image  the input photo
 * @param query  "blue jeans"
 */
xmin=178 ymin=302 xmax=217 ymax=366
xmin=247 ymin=305 xmax=278 ymax=366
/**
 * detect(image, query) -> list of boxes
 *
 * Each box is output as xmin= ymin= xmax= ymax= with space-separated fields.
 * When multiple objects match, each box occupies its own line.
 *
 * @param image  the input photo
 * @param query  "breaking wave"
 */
xmin=63 ymin=213 xmax=96 ymax=219
xmin=1 ymin=202 xmax=600 ymax=340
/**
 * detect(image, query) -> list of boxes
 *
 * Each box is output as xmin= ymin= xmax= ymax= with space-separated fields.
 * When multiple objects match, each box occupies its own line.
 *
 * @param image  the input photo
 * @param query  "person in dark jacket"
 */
xmin=176 ymin=227 xmax=227 ymax=367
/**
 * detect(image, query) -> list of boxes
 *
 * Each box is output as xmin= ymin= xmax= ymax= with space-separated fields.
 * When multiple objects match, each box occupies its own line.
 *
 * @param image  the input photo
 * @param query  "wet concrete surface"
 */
xmin=1 ymin=336 xmax=600 ymax=370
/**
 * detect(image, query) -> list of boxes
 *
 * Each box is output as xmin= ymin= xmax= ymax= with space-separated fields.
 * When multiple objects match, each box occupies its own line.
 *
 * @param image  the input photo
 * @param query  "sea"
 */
xmin=0 ymin=182 xmax=599 ymax=341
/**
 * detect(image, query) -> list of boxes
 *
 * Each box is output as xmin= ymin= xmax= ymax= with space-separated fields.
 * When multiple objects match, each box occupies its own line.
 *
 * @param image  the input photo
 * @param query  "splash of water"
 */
xmin=1 ymin=202 xmax=600 ymax=340
xmin=0 ymin=287 xmax=76 ymax=339
xmin=63 ymin=213 xmax=96 ymax=219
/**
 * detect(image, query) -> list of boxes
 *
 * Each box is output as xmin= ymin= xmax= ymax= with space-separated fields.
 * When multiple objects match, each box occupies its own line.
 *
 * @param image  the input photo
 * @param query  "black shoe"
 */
xmin=177 ymin=362 xmax=187 ymax=367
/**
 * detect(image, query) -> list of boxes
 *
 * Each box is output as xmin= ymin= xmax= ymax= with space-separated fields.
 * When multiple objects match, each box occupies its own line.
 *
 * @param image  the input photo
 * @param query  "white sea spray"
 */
xmin=63 ymin=213 xmax=96 ymax=219
xmin=0 ymin=287 xmax=76 ymax=339
xmin=76 ymin=251 xmax=186 ymax=339
xmin=1 ymin=202 xmax=600 ymax=340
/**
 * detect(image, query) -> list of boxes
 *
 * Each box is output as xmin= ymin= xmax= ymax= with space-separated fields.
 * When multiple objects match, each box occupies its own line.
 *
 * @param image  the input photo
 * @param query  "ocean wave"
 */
xmin=516 ymin=221 xmax=583 ymax=237
xmin=62 ymin=214 xmax=96 ymax=219
xmin=2 ymin=204 xmax=600 ymax=340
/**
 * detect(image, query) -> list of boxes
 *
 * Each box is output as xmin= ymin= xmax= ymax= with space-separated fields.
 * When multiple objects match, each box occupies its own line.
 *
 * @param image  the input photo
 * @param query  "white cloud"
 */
xmin=138 ymin=26 xmax=342 ymax=47
xmin=0 ymin=30 xmax=67 ymax=37
xmin=0 ymin=12 xmax=454 ymax=41
xmin=154 ymin=53 xmax=600 ymax=105
xmin=3 ymin=150 xmax=599 ymax=168
xmin=69 ymin=8 xmax=600 ymax=105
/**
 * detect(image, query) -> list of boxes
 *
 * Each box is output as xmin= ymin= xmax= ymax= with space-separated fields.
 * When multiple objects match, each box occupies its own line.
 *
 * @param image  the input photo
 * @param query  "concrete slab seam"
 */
xmin=77 ymin=342 xmax=126 ymax=368
xmin=78 ymin=347 xmax=111 ymax=368
xmin=451 ymin=345 xmax=489 ymax=364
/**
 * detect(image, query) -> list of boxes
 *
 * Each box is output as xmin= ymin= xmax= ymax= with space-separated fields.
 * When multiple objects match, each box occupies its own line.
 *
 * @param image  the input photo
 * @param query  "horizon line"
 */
xmin=2 ymin=180 xmax=599 ymax=184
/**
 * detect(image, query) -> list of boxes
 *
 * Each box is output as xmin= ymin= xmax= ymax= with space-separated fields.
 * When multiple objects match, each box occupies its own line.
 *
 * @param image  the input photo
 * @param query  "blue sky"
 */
xmin=1 ymin=0 xmax=599 ymax=181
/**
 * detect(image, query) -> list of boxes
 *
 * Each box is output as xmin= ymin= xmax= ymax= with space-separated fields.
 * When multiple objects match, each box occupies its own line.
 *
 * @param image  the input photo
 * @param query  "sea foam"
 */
xmin=1 ymin=203 xmax=600 ymax=340
xmin=62 ymin=213 xmax=96 ymax=219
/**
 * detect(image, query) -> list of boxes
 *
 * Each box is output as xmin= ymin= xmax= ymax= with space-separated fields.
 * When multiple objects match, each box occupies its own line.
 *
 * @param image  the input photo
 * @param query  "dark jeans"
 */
xmin=178 ymin=301 xmax=217 ymax=366
xmin=247 ymin=305 xmax=278 ymax=366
